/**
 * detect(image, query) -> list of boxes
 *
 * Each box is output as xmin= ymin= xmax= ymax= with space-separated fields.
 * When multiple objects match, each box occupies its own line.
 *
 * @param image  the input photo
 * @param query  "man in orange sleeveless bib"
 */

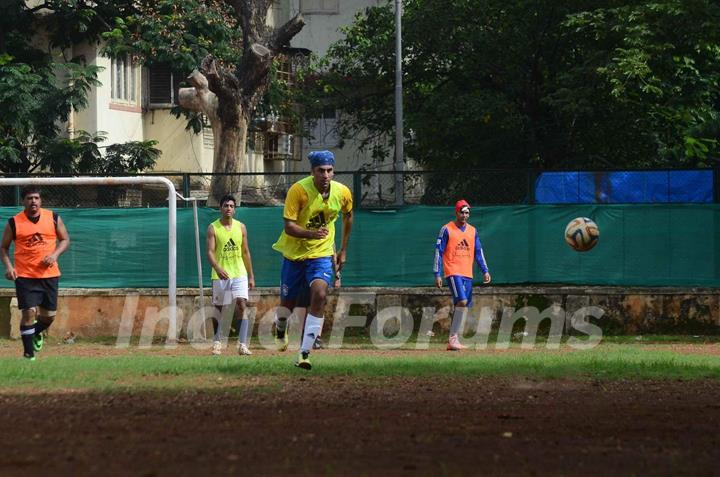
xmin=1 ymin=186 xmax=70 ymax=360
xmin=434 ymin=200 xmax=491 ymax=351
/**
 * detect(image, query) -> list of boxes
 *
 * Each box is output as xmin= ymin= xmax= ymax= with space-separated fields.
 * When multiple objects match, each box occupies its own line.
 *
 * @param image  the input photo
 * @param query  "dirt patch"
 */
xmin=0 ymin=376 xmax=719 ymax=476
xmin=649 ymin=343 xmax=720 ymax=356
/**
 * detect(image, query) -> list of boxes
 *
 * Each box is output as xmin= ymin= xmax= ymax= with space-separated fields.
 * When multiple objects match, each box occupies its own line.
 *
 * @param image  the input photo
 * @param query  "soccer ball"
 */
xmin=564 ymin=217 xmax=599 ymax=252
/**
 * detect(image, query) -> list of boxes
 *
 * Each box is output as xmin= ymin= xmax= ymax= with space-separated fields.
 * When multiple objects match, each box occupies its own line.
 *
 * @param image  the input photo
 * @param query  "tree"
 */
xmin=561 ymin=1 xmax=720 ymax=167
xmin=103 ymin=0 xmax=305 ymax=203
xmin=298 ymin=0 xmax=720 ymax=175
xmin=0 ymin=0 xmax=159 ymax=175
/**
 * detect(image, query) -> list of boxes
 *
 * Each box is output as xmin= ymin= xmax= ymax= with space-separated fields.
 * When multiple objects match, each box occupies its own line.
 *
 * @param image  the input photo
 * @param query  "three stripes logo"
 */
xmin=24 ymin=233 xmax=45 ymax=248
xmin=455 ymin=238 xmax=470 ymax=252
xmin=306 ymin=211 xmax=327 ymax=230
xmin=223 ymin=238 xmax=239 ymax=253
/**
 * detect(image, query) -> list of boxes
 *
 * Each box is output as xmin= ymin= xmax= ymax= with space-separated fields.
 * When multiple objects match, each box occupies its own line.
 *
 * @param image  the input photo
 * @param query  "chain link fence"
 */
xmin=0 ymin=168 xmax=716 ymax=208
xmin=183 ymin=172 xmax=355 ymax=207
xmin=0 ymin=174 xmax=185 ymax=208
xmin=356 ymin=170 xmax=532 ymax=206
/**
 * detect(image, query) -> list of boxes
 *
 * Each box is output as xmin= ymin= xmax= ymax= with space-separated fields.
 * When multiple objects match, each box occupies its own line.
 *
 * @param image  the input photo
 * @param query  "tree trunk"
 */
xmin=210 ymin=118 xmax=248 ymax=203
xmin=177 ymin=3 xmax=305 ymax=206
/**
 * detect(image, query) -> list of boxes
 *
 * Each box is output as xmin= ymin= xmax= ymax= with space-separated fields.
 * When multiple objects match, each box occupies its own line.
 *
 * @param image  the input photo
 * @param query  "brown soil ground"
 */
xmin=0 ymin=343 xmax=719 ymax=476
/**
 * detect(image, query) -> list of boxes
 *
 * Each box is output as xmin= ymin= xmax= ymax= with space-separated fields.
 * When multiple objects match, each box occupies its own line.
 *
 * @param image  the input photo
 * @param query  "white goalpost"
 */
xmin=175 ymin=191 xmax=208 ymax=337
xmin=0 ymin=176 xmax=179 ymax=342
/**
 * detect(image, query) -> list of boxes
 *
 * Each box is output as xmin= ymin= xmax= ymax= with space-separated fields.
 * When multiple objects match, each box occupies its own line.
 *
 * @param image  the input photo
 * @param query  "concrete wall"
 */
xmin=1 ymin=287 xmax=718 ymax=340
xmin=71 ymin=42 xmax=99 ymax=137
xmin=144 ymin=111 xmax=212 ymax=173
xmin=95 ymin=57 xmax=145 ymax=145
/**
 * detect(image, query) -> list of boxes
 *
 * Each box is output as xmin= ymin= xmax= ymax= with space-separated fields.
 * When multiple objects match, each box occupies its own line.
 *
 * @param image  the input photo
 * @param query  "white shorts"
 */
xmin=212 ymin=277 xmax=249 ymax=306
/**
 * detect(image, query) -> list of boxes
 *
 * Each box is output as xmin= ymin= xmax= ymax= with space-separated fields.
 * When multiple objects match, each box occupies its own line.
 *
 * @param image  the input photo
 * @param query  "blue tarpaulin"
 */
xmin=535 ymin=170 xmax=713 ymax=204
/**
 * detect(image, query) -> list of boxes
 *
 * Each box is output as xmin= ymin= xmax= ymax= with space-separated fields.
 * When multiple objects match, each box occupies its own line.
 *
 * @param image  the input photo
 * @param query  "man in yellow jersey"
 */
xmin=1 ymin=186 xmax=70 ymax=360
xmin=206 ymin=194 xmax=255 ymax=356
xmin=434 ymin=199 xmax=491 ymax=351
xmin=272 ymin=150 xmax=353 ymax=370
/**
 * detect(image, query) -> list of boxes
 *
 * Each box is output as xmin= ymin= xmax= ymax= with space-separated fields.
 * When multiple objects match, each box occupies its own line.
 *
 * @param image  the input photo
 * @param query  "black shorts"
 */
xmin=15 ymin=277 xmax=59 ymax=311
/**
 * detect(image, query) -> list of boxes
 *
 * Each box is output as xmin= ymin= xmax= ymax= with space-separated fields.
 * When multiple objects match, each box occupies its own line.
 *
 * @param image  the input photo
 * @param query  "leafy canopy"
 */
xmin=298 ymin=0 xmax=720 ymax=170
xmin=0 ymin=0 xmax=159 ymax=174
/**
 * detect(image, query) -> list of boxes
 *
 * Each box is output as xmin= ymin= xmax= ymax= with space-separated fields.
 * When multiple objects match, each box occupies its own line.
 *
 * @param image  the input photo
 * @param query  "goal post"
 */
xmin=0 ymin=176 xmax=178 ymax=343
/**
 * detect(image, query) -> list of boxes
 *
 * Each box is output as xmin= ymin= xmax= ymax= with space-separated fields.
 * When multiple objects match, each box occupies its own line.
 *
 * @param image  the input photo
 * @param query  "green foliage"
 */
xmin=0 ymin=0 xmax=159 ymax=175
xmin=297 ymin=0 xmax=720 ymax=170
xmin=42 ymin=131 xmax=160 ymax=174
xmin=561 ymin=0 xmax=720 ymax=167
xmin=101 ymin=0 xmax=243 ymax=73
xmin=103 ymin=139 xmax=161 ymax=174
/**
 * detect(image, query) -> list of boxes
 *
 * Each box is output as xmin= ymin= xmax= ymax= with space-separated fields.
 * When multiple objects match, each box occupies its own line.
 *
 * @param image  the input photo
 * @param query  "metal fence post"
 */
xmin=527 ymin=169 xmax=538 ymax=204
xmin=183 ymin=174 xmax=191 ymax=207
xmin=353 ymin=171 xmax=362 ymax=209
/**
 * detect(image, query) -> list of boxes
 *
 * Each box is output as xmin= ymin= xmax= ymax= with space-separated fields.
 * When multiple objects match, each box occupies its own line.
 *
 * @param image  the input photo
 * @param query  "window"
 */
xmin=264 ymin=132 xmax=296 ymax=160
xmin=299 ymin=0 xmax=338 ymax=14
xmin=148 ymin=64 xmax=183 ymax=108
xmin=304 ymin=107 xmax=339 ymax=148
xmin=275 ymin=56 xmax=294 ymax=87
xmin=110 ymin=56 xmax=139 ymax=105
xmin=247 ymin=131 xmax=265 ymax=154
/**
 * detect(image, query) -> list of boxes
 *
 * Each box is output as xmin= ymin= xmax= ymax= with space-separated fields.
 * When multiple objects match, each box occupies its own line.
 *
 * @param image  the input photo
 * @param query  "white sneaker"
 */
xmin=447 ymin=335 xmax=467 ymax=351
xmin=238 ymin=343 xmax=252 ymax=356
xmin=212 ymin=341 xmax=222 ymax=355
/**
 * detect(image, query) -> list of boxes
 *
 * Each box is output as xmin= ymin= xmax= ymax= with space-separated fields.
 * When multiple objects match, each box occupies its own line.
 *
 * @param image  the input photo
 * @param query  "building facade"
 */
xmin=62 ymin=1 xmax=390 ymax=202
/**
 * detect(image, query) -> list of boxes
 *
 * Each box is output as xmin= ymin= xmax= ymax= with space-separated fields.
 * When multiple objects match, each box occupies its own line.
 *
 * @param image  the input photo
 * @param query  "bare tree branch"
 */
xmin=270 ymin=13 xmax=305 ymax=53
xmin=179 ymin=69 xmax=220 ymax=122
xmin=237 ymin=43 xmax=272 ymax=105
xmin=200 ymin=55 xmax=240 ymax=102
xmin=226 ymin=0 xmax=272 ymax=46
xmin=28 ymin=2 xmax=52 ymax=13
xmin=249 ymin=0 xmax=273 ymax=43
xmin=226 ymin=0 xmax=252 ymax=46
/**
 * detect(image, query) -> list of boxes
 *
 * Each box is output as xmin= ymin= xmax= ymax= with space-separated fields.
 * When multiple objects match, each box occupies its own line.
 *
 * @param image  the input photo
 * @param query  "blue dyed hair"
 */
xmin=308 ymin=150 xmax=335 ymax=168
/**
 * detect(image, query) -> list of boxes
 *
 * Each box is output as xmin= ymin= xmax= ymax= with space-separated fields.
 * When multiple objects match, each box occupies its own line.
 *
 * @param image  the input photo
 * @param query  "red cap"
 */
xmin=455 ymin=199 xmax=470 ymax=213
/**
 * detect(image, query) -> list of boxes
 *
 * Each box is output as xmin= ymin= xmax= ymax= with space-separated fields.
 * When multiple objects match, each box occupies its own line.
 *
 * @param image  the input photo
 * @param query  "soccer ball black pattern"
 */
xmin=564 ymin=217 xmax=600 ymax=252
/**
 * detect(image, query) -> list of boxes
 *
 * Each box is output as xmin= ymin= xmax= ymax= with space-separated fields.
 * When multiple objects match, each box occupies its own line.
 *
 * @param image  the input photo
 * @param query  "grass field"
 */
xmin=1 ymin=337 xmax=719 ymax=392
xmin=2 ymin=337 xmax=719 ymax=476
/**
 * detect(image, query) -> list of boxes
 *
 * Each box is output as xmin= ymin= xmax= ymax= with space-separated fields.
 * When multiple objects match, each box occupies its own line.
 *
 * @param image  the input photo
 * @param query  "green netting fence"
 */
xmin=0 ymin=205 xmax=717 ymax=288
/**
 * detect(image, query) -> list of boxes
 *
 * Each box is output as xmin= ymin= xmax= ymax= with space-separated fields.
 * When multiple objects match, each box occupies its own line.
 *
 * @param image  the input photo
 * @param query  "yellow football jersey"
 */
xmin=210 ymin=219 xmax=247 ymax=279
xmin=272 ymin=176 xmax=352 ymax=260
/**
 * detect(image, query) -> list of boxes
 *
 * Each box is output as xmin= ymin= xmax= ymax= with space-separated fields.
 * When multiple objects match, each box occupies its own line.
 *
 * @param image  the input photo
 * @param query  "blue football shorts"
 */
xmin=281 ymin=256 xmax=334 ymax=300
xmin=446 ymin=275 xmax=474 ymax=307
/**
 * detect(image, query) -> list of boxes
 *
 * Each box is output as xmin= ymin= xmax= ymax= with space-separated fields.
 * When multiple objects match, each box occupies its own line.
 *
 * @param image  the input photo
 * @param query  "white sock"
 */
xmin=449 ymin=307 xmax=467 ymax=337
xmin=238 ymin=318 xmax=250 ymax=346
xmin=300 ymin=313 xmax=324 ymax=354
